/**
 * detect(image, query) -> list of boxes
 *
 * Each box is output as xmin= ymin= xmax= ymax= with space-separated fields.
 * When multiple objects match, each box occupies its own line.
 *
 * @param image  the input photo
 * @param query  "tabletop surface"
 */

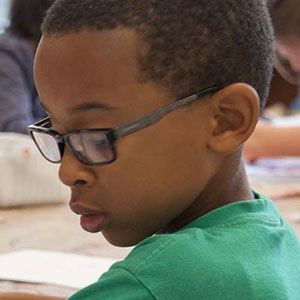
xmin=0 ymin=203 xmax=131 ymax=298
xmin=1 ymin=195 xmax=300 ymax=298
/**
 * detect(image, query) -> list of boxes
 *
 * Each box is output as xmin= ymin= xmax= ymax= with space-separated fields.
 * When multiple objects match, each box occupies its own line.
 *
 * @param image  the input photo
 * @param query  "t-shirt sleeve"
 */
xmin=0 ymin=51 xmax=35 ymax=133
xmin=68 ymin=267 xmax=155 ymax=300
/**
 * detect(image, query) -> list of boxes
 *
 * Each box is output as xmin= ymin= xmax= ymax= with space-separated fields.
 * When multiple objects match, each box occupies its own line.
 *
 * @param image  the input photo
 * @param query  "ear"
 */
xmin=207 ymin=83 xmax=260 ymax=154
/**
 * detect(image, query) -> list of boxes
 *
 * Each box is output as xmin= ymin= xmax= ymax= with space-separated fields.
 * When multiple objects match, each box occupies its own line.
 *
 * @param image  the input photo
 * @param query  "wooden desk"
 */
xmin=0 ymin=203 xmax=131 ymax=298
xmin=0 ymin=196 xmax=300 ymax=298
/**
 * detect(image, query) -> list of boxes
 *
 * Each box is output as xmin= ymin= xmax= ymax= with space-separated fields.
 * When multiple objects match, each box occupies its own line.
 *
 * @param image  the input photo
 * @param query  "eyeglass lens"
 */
xmin=32 ymin=130 xmax=114 ymax=164
xmin=68 ymin=132 xmax=114 ymax=164
xmin=32 ymin=131 xmax=61 ymax=163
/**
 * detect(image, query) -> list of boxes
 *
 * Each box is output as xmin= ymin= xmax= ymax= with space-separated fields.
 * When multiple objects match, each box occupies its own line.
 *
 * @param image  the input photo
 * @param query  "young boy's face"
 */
xmin=34 ymin=29 xmax=218 ymax=247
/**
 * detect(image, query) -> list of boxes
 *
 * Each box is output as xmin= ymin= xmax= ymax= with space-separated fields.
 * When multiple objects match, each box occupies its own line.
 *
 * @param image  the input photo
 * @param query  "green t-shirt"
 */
xmin=69 ymin=193 xmax=300 ymax=300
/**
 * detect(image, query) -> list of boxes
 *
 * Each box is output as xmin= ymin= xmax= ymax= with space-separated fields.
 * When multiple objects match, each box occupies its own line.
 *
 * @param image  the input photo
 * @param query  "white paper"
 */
xmin=0 ymin=249 xmax=117 ymax=289
xmin=246 ymin=157 xmax=300 ymax=199
xmin=270 ymin=114 xmax=300 ymax=128
xmin=246 ymin=157 xmax=300 ymax=181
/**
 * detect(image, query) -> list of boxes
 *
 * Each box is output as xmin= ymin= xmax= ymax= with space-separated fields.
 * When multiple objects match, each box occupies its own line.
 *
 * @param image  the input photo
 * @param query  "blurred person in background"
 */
xmin=0 ymin=0 xmax=54 ymax=134
xmin=244 ymin=0 xmax=300 ymax=160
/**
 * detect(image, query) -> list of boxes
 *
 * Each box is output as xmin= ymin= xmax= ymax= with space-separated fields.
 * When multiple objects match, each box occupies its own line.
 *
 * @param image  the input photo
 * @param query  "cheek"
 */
xmin=100 ymin=125 xmax=211 ymax=216
xmin=112 ymin=127 xmax=203 ymax=191
xmin=91 ymin=123 xmax=214 ymax=246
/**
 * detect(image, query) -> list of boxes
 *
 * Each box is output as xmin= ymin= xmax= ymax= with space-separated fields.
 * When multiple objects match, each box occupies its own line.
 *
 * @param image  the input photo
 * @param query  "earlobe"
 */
xmin=208 ymin=83 xmax=260 ymax=154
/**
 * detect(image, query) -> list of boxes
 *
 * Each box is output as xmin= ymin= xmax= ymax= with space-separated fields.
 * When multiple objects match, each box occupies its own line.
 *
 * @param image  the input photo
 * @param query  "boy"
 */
xmin=2 ymin=0 xmax=300 ymax=299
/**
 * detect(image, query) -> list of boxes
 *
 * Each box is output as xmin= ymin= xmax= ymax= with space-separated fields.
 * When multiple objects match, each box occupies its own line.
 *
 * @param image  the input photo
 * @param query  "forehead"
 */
xmin=34 ymin=29 xmax=170 ymax=129
xmin=34 ymin=29 xmax=141 ymax=105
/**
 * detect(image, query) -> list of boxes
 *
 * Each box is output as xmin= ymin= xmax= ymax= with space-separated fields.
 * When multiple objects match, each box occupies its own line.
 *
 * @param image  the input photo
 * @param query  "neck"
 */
xmin=161 ymin=154 xmax=253 ymax=233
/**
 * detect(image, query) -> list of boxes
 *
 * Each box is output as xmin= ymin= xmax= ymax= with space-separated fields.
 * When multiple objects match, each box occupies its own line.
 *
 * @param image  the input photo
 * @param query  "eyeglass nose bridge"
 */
xmin=57 ymin=134 xmax=87 ymax=165
xmin=58 ymin=140 xmax=65 ymax=162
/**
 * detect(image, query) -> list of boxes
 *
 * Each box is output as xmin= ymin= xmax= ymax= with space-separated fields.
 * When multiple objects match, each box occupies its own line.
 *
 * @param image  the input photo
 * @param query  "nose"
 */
xmin=59 ymin=146 xmax=96 ymax=188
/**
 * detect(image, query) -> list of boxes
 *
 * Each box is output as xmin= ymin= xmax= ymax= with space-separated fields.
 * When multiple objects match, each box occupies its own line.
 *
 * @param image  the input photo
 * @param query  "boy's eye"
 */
xmin=94 ymin=139 xmax=109 ymax=149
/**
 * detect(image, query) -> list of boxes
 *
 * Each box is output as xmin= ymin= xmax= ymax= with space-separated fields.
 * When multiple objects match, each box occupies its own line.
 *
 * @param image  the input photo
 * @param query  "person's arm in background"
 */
xmin=0 ymin=51 xmax=37 ymax=134
xmin=0 ymin=293 xmax=65 ymax=300
xmin=244 ymin=121 xmax=300 ymax=160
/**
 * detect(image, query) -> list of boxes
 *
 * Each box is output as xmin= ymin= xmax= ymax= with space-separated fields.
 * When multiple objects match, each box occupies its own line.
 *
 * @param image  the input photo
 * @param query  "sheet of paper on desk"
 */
xmin=270 ymin=114 xmax=300 ymax=128
xmin=0 ymin=249 xmax=117 ymax=289
xmin=246 ymin=157 xmax=300 ymax=199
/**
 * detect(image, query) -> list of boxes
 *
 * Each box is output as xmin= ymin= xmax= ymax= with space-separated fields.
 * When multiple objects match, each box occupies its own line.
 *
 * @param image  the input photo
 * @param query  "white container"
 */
xmin=0 ymin=133 xmax=69 ymax=207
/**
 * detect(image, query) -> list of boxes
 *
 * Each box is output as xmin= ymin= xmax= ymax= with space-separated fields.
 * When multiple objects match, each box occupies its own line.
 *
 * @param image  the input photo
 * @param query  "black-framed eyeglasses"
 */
xmin=27 ymin=86 xmax=222 ymax=166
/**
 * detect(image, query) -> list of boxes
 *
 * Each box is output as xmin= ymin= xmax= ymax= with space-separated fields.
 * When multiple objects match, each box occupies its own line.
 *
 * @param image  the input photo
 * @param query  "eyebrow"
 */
xmin=40 ymin=101 xmax=116 ymax=115
xmin=69 ymin=102 xmax=116 ymax=114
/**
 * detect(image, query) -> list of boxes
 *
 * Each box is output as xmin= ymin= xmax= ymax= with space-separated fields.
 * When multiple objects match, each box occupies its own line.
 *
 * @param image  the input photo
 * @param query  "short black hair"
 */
xmin=8 ymin=0 xmax=55 ymax=44
xmin=42 ymin=0 xmax=274 ymax=110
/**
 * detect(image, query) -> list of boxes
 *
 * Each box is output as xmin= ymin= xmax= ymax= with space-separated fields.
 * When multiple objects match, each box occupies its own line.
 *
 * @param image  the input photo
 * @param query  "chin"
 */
xmin=102 ymin=229 xmax=150 ymax=248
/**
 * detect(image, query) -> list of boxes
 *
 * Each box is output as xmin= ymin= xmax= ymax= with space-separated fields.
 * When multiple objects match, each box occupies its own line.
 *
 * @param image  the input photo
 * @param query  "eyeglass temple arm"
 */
xmin=114 ymin=86 xmax=221 ymax=139
xmin=31 ymin=117 xmax=51 ymax=128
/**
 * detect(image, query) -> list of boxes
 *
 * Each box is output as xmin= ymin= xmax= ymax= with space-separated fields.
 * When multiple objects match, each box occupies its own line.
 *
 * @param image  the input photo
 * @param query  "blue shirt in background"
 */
xmin=0 ymin=32 xmax=45 ymax=134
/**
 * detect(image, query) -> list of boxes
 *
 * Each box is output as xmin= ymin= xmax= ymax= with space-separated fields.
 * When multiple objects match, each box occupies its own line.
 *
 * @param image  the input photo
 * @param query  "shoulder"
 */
xmin=109 ymin=227 xmax=252 ymax=299
xmin=110 ymin=212 xmax=287 ymax=299
xmin=69 ymin=265 xmax=155 ymax=300
xmin=114 ymin=221 xmax=262 ymax=274
xmin=113 ymin=229 xmax=204 ymax=273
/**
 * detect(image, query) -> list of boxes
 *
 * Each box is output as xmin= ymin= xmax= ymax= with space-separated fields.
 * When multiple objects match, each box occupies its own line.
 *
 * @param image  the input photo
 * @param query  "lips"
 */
xmin=80 ymin=213 xmax=109 ymax=233
xmin=70 ymin=202 xmax=109 ymax=233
